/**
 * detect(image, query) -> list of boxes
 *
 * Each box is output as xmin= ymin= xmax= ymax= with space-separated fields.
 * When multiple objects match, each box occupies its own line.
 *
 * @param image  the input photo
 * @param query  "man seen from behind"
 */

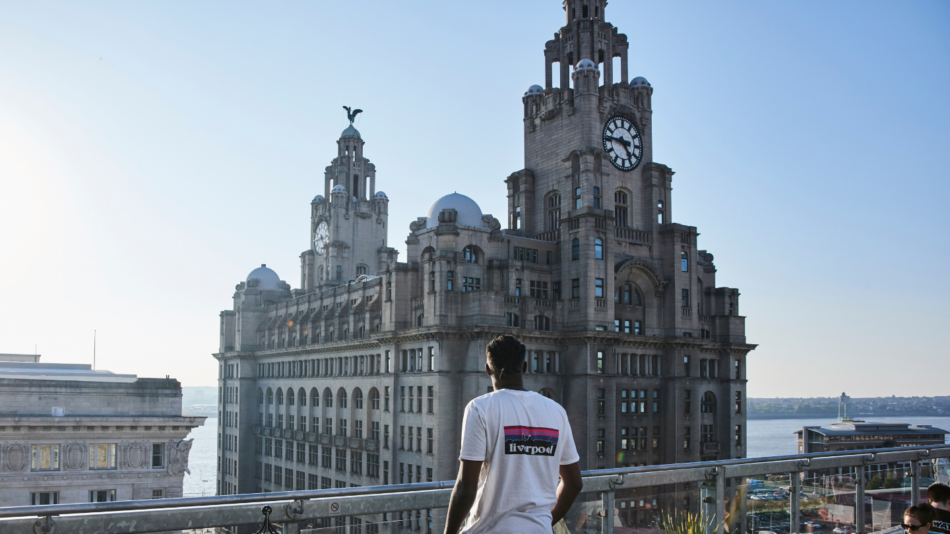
xmin=443 ymin=335 xmax=583 ymax=533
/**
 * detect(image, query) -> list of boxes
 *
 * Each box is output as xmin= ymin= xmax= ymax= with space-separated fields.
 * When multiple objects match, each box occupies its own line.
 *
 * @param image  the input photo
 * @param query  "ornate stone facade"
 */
xmin=215 ymin=1 xmax=755 ymax=530
xmin=0 ymin=355 xmax=205 ymax=507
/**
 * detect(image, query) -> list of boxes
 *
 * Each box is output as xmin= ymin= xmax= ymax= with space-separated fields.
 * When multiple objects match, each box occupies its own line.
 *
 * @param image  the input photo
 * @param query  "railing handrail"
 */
xmin=0 ymin=443 xmax=946 ymax=520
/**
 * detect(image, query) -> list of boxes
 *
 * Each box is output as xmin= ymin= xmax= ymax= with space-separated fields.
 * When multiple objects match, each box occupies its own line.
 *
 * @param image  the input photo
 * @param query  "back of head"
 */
xmin=486 ymin=335 xmax=526 ymax=379
xmin=930 ymin=483 xmax=950 ymax=506
xmin=905 ymin=503 xmax=935 ymax=526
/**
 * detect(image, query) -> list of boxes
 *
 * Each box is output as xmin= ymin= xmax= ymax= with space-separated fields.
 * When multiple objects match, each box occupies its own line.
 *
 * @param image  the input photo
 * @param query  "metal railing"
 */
xmin=0 ymin=444 xmax=947 ymax=534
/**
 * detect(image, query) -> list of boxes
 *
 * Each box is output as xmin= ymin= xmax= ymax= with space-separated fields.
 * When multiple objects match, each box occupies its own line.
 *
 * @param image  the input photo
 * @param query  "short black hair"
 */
xmin=486 ymin=335 xmax=526 ymax=379
xmin=905 ymin=503 xmax=935 ymax=526
xmin=929 ymin=483 xmax=950 ymax=506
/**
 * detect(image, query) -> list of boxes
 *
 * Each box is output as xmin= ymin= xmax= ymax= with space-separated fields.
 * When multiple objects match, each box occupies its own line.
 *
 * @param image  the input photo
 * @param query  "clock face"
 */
xmin=603 ymin=115 xmax=643 ymax=171
xmin=313 ymin=221 xmax=329 ymax=256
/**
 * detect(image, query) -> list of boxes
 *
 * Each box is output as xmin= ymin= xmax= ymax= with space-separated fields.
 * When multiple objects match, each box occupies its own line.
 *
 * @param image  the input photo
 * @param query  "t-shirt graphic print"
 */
xmin=504 ymin=426 xmax=558 ymax=456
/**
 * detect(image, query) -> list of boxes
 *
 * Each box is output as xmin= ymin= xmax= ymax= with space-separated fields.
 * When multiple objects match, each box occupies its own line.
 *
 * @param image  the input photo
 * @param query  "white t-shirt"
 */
xmin=458 ymin=389 xmax=580 ymax=534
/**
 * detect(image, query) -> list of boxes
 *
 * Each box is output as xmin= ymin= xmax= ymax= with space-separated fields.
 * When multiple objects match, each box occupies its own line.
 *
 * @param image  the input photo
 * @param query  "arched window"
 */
xmin=311 ymin=388 xmax=319 ymax=407
xmin=547 ymin=192 xmax=561 ymax=230
xmin=657 ymin=200 xmax=664 ymax=224
xmin=266 ymin=388 xmax=273 ymax=405
xmin=701 ymin=392 xmax=717 ymax=414
xmin=681 ymin=252 xmax=688 ymax=272
xmin=258 ymin=389 xmax=264 ymax=405
xmin=299 ymin=387 xmax=306 ymax=407
xmin=429 ymin=271 xmax=435 ymax=292
xmin=623 ymin=284 xmax=632 ymax=304
xmin=356 ymin=265 xmax=368 ymax=275
xmin=287 ymin=389 xmax=295 ymax=406
xmin=370 ymin=389 xmax=380 ymax=410
xmin=276 ymin=389 xmax=284 ymax=406
xmin=354 ymin=390 xmax=364 ymax=409
xmin=324 ymin=389 xmax=333 ymax=408
xmin=593 ymin=186 xmax=601 ymax=208
xmin=338 ymin=389 xmax=348 ymax=409
xmin=594 ymin=238 xmax=603 ymax=260
xmin=571 ymin=238 xmax=580 ymax=260
xmin=614 ymin=190 xmax=629 ymax=228
xmin=464 ymin=246 xmax=478 ymax=263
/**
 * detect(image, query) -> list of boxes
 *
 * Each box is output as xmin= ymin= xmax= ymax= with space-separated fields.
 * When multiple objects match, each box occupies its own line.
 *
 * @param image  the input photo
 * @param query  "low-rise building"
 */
xmin=0 ymin=354 xmax=205 ymax=507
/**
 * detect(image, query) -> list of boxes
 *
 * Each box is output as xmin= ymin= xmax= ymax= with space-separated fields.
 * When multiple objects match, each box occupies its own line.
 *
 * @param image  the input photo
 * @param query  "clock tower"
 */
xmin=300 ymin=111 xmax=392 ymax=290
xmin=508 ymin=0 xmax=675 ymax=332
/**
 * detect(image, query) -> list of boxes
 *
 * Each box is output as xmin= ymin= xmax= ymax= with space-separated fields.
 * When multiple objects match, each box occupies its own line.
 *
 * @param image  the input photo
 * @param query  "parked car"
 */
xmin=833 ymin=527 xmax=856 ymax=534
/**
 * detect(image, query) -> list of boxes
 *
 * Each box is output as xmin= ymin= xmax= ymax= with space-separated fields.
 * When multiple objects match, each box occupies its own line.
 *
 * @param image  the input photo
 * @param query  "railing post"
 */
xmin=716 ymin=467 xmax=726 ymax=534
xmin=790 ymin=473 xmax=801 ymax=534
xmin=855 ymin=467 xmax=866 ymax=534
xmin=911 ymin=460 xmax=920 ymax=505
xmin=602 ymin=490 xmax=615 ymax=534
xmin=740 ymin=479 xmax=748 ymax=534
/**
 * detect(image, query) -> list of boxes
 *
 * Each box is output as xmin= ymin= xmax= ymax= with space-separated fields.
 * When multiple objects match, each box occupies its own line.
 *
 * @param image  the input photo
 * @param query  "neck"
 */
xmin=491 ymin=376 xmax=526 ymax=391
xmin=936 ymin=503 xmax=950 ymax=512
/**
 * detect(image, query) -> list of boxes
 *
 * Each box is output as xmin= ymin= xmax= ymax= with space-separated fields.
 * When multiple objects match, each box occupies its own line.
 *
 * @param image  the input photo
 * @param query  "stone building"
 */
xmin=215 ymin=1 xmax=755 ymax=529
xmin=0 ymin=354 xmax=204 ymax=507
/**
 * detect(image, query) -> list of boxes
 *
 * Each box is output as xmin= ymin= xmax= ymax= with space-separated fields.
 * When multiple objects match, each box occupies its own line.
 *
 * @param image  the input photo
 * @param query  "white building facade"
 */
xmin=0 ymin=354 xmax=204 ymax=508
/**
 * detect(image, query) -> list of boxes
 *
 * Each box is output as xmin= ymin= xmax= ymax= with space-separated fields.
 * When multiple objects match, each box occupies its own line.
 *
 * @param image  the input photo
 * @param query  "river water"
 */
xmin=182 ymin=416 xmax=950 ymax=496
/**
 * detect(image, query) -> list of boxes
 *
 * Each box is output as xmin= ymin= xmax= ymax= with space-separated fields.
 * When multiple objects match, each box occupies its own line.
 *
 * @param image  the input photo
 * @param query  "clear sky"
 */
xmin=1 ymin=1 xmax=948 ymax=396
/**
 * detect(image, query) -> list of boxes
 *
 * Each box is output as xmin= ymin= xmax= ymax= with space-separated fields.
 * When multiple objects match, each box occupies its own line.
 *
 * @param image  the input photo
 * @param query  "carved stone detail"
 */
xmin=125 ymin=442 xmax=149 ymax=469
xmin=167 ymin=439 xmax=193 ymax=476
xmin=64 ymin=443 xmax=87 ymax=470
xmin=2 ymin=443 xmax=28 ymax=471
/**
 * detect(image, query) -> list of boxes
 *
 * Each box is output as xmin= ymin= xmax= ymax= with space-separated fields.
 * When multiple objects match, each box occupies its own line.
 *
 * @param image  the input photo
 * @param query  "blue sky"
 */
xmin=1 ymin=1 xmax=947 ymax=395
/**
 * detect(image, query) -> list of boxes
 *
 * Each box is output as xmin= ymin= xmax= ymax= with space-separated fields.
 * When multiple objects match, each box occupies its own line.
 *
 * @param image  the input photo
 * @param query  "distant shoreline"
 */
xmin=748 ymin=413 xmax=948 ymax=421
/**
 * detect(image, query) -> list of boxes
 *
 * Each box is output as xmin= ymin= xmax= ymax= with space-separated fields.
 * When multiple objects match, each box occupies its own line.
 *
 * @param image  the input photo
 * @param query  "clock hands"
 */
xmin=611 ymin=135 xmax=633 ymax=158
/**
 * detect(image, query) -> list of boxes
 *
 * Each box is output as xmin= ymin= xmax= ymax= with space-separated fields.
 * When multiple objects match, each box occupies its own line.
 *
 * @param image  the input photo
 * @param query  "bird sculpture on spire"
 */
xmin=343 ymin=106 xmax=362 ymax=125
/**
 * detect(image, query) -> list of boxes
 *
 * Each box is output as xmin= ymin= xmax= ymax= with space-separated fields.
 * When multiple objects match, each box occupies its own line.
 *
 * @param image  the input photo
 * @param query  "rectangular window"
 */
xmin=427 ymin=386 xmax=434 ymax=413
xmin=335 ymin=449 xmax=346 ymax=471
xmin=384 ymin=386 xmax=390 ymax=411
xmin=321 ymin=446 xmax=331 ymax=468
xmin=552 ymin=282 xmax=561 ymax=300
xmin=309 ymin=444 xmax=318 ymax=465
xmin=400 ymin=426 xmax=405 ymax=450
xmin=31 ymin=492 xmax=59 ymax=506
xmin=151 ymin=443 xmax=164 ymax=468
xmin=384 ymin=461 xmax=389 ymax=485
xmin=735 ymin=391 xmax=742 ymax=414
xmin=384 ymin=425 xmax=390 ymax=449
xmin=428 ymin=347 xmax=435 ymax=371
xmin=297 ymin=442 xmax=306 ymax=463
xmin=350 ymin=450 xmax=363 ymax=474
xmin=88 ymin=444 xmax=116 ymax=470
xmin=446 ymin=271 xmax=454 ymax=291
xmin=684 ymin=427 xmax=691 ymax=450
xmin=682 ymin=288 xmax=689 ymax=308
xmin=89 ymin=489 xmax=116 ymax=503
xmin=596 ymin=351 xmax=604 ymax=374
xmin=595 ymin=278 xmax=604 ymax=298
xmin=571 ymin=278 xmax=580 ymax=299
xmin=274 ymin=466 xmax=282 ymax=486
xmin=427 ymin=428 xmax=434 ymax=453
xmin=264 ymin=463 xmax=272 ymax=482
xmin=368 ymin=454 xmax=380 ymax=478
xmin=736 ymin=425 xmax=743 ymax=446
xmin=32 ymin=444 xmax=60 ymax=471
xmin=400 ymin=386 xmax=406 ymax=412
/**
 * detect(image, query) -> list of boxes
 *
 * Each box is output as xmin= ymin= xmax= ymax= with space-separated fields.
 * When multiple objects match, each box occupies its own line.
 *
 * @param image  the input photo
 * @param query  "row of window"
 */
xmin=27 ymin=443 xmax=164 ymax=472
xmin=30 ymin=488 xmax=164 ymax=506
xmin=597 ymin=352 xmax=661 ymax=376
xmin=544 ymin=191 xmax=666 ymax=230
xmin=504 ymin=313 xmax=552 ymax=331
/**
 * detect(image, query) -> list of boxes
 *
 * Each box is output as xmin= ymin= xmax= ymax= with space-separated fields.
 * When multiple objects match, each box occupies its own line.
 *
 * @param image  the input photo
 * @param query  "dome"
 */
xmin=631 ymin=76 xmax=651 ymax=87
xmin=576 ymin=59 xmax=597 ymax=71
xmin=374 ymin=191 xmax=389 ymax=200
xmin=341 ymin=125 xmax=361 ymax=139
xmin=526 ymin=84 xmax=543 ymax=96
xmin=426 ymin=193 xmax=484 ymax=229
xmin=331 ymin=184 xmax=346 ymax=193
xmin=246 ymin=264 xmax=280 ymax=291
xmin=312 ymin=194 xmax=325 ymax=203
